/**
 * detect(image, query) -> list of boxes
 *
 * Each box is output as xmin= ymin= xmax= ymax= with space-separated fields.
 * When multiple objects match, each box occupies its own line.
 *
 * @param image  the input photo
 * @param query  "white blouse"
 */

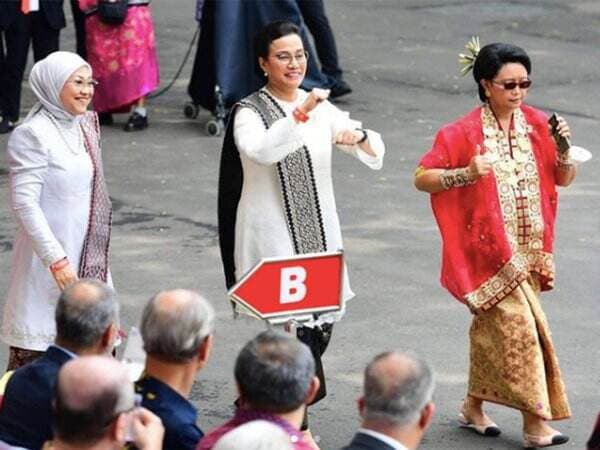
xmin=233 ymin=89 xmax=385 ymax=323
xmin=1 ymin=112 xmax=94 ymax=351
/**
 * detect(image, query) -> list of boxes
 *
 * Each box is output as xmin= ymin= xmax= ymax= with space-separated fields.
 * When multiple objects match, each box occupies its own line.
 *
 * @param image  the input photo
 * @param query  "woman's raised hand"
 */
xmin=300 ymin=88 xmax=330 ymax=114
xmin=52 ymin=263 xmax=79 ymax=291
xmin=468 ymin=144 xmax=493 ymax=180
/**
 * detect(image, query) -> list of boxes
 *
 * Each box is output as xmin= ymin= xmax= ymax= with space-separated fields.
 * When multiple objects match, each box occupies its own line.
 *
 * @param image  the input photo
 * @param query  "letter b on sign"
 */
xmin=280 ymin=267 xmax=307 ymax=304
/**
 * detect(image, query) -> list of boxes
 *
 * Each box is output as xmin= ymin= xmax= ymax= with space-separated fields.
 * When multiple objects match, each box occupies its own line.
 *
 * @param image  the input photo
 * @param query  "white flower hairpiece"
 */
xmin=458 ymin=36 xmax=481 ymax=76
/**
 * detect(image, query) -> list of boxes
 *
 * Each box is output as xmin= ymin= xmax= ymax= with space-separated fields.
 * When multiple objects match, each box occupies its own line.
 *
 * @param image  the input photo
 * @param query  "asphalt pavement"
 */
xmin=0 ymin=1 xmax=599 ymax=449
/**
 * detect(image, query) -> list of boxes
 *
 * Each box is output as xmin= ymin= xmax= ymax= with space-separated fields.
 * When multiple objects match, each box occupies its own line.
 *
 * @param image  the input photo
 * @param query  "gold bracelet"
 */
xmin=440 ymin=168 xmax=473 ymax=190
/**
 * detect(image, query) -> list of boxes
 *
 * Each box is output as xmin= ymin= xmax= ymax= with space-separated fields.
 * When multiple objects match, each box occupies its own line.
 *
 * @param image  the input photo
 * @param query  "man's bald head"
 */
xmin=363 ymin=351 xmax=434 ymax=426
xmin=141 ymin=289 xmax=214 ymax=363
xmin=55 ymin=279 xmax=118 ymax=350
xmin=53 ymin=356 xmax=133 ymax=445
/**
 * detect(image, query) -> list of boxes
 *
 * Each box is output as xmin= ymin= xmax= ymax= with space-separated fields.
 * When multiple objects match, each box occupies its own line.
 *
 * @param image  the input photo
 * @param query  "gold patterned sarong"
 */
xmin=468 ymin=275 xmax=570 ymax=420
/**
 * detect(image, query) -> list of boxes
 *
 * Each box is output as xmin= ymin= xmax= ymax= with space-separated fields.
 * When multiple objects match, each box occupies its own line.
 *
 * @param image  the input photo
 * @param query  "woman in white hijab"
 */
xmin=1 ymin=51 xmax=113 ymax=370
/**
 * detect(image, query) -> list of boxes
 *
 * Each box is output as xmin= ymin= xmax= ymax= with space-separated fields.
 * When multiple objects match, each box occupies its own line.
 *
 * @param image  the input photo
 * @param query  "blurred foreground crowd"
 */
xmin=0 ymin=279 xmax=436 ymax=450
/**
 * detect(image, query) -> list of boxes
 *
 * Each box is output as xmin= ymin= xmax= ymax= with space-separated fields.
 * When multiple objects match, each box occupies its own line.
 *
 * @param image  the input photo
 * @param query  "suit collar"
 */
xmin=44 ymin=345 xmax=76 ymax=364
xmin=352 ymin=430 xmax=405 ymax=450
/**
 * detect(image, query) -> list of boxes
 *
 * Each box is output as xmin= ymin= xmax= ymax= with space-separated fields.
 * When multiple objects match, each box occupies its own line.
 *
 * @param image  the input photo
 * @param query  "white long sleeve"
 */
xmin=233 ymin=107 xmax=306 ymax=166
xmin=8 ymin=125 xmax=66 ymax=267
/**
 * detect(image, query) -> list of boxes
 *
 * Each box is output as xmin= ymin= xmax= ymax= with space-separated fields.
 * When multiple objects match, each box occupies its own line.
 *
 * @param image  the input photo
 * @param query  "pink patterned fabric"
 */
xmin=79 ymin=1 xmax=160 ymax=112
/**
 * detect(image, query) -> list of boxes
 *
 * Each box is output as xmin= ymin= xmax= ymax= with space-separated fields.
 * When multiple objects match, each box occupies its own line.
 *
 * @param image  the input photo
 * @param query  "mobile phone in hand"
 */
xmin=548 ymin=113 xmax=571 ymax=154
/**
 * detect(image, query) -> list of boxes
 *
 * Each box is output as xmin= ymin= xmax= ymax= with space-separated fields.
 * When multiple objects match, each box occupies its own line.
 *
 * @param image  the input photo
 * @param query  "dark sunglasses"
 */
xmin=491 ymin=79 xmax=532 ymax=90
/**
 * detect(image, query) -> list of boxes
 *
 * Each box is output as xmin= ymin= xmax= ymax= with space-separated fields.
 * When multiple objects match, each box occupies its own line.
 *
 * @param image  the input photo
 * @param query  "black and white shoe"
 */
xmin=123 ymin=112 xmax=148 ymax=132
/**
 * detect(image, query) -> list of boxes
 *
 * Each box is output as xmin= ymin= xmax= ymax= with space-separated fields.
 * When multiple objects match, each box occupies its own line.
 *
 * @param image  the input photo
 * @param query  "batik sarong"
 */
xmin=468 ymin=275 xmax=570 ymax=419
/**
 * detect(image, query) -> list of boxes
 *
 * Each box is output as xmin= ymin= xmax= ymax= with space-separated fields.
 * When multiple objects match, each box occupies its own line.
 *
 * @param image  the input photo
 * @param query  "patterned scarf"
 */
xmin=78 ymin=112 xmax=112 ymax=281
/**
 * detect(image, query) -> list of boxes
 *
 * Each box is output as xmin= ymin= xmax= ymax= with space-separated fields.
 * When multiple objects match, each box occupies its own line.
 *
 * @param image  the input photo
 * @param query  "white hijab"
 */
xmin=24 ymin=51 xmax=92 ymax=125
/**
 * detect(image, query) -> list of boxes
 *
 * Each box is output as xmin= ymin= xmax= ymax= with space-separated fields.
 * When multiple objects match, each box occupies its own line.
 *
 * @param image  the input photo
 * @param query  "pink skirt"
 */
xmin=84 ymin=5 xmax=160 ymax=112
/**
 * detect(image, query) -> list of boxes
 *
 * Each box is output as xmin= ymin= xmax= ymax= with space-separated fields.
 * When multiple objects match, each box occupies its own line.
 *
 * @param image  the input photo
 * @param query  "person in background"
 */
xmin=137 ymin=289 xmax=215 ymax=450
xmin=78 ymin=0 xmax=160 ymax=131
xmin=0 ymin=31 xmax=6 ymax=120
xmin=342 ymin=351 xmax=435 ymax=450
xmin=69 ymin=0 xmax=86 ymax=59
xmin=0 ymin=280 xmax=119 ymax=449
xmin=0 ymin=0 xmax=66 ymax=134
xmin=188 ymin=0 xmax=333 ymax=112
xmin=296 ymin=0 xmax=352 ymax=98
xmin=1 ymin=51 xmax=113 ymax=370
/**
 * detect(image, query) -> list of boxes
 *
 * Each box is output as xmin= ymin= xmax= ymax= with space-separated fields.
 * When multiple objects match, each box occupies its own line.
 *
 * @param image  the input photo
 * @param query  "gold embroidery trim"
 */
xmin=465 ymin=252 xmax=554 ymax=313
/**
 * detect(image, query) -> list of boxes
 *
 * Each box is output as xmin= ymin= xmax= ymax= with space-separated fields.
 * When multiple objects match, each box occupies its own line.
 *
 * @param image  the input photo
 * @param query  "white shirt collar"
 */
xmin=358 ymin=428 xmax=408 ymax=450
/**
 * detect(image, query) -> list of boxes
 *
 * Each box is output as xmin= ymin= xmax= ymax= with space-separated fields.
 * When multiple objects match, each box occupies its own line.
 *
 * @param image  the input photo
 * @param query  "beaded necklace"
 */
xmin=44 ymin=110 xmax=84 ymax=155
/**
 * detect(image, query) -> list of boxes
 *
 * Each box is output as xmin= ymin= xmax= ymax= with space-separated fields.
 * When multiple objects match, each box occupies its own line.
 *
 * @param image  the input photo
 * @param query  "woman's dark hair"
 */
xmin=254 ymin=20 xmax=301 ymax=59
xmin=473 ymin=43 xmax=531 ymax=102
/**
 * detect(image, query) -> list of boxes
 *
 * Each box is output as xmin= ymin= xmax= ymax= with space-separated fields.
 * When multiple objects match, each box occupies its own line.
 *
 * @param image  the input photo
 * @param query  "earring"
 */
xmin=264 ymin=72 xmax=268 ymax=77
xmin=485 ymin=90 xmax=490 ymax=97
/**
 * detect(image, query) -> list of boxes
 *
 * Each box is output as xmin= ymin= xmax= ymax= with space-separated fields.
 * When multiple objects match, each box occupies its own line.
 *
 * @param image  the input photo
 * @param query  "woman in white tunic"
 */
xmin=217 ymin=21 xmax=384 ymax=443
xmin=1 ymin=52 xmax=112 ymax=370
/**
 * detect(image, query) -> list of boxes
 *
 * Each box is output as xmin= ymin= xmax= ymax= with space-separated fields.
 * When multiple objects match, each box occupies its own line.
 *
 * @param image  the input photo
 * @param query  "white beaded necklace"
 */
xmin=44 ymin=110 xmax=84 ymax=155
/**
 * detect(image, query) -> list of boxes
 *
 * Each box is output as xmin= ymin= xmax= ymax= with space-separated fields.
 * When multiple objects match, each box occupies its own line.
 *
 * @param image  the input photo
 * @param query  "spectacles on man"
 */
xmin=69 ymin=79 xmax=99 ymax=89
xmin=272 ymin=51 xmax=309 ymax=65
xmin=491 ymin=79 xmax=532 ymax=90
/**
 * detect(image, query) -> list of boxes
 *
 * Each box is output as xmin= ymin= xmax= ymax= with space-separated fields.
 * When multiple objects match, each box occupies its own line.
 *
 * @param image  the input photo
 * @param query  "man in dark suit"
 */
xmin=0 ymin=279 xmax=119 ymax=449
xmin=0 ymin=0 xmax=66 ymax=133
xmin=136 ymin=289 xmax=215 ymax=450
xmin=342 ymin=351 xmax=435 ymax=450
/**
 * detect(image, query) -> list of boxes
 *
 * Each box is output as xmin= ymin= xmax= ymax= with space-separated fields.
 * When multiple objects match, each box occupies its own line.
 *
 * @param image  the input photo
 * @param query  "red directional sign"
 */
xmin=228 ymin=251 xmax=343 ymax=322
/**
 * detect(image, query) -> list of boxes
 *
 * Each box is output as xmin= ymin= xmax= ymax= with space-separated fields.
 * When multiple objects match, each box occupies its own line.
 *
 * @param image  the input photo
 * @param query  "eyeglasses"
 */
xmin=69 ymin=79 xmax=99 ymax=89
xmin=491 ymin=79 xmax=532 ymax=90
xmin=272 ymin=51 xmax=309 ymax=65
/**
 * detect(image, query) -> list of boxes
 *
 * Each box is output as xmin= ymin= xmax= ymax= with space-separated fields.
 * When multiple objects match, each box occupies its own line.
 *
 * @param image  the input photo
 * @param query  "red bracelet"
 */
xmin=49 ymin=257 xmax=69 ymax=273
xmin=292 ymin=107 xmax=309 ymax=123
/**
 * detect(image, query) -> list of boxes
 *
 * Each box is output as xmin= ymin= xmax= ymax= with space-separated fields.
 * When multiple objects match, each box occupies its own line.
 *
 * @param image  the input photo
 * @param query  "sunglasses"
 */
xmin=491 ymin=79 xmax=532 ymax=90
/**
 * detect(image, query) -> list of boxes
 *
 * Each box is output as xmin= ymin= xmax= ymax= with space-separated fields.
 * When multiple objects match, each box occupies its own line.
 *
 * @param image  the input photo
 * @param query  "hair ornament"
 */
xmin=458 ymin=36 xmax=481 ymax=76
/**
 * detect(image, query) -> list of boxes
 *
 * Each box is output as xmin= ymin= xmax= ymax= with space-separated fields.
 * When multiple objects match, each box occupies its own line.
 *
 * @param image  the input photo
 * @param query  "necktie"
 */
xmin=21 ymin=0 xmax=31 ymax=14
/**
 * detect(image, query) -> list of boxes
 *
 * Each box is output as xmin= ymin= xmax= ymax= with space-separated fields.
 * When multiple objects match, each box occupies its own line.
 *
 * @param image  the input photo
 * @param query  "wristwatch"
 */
xmin=355 ymin=128 xmax=368 ymax=144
